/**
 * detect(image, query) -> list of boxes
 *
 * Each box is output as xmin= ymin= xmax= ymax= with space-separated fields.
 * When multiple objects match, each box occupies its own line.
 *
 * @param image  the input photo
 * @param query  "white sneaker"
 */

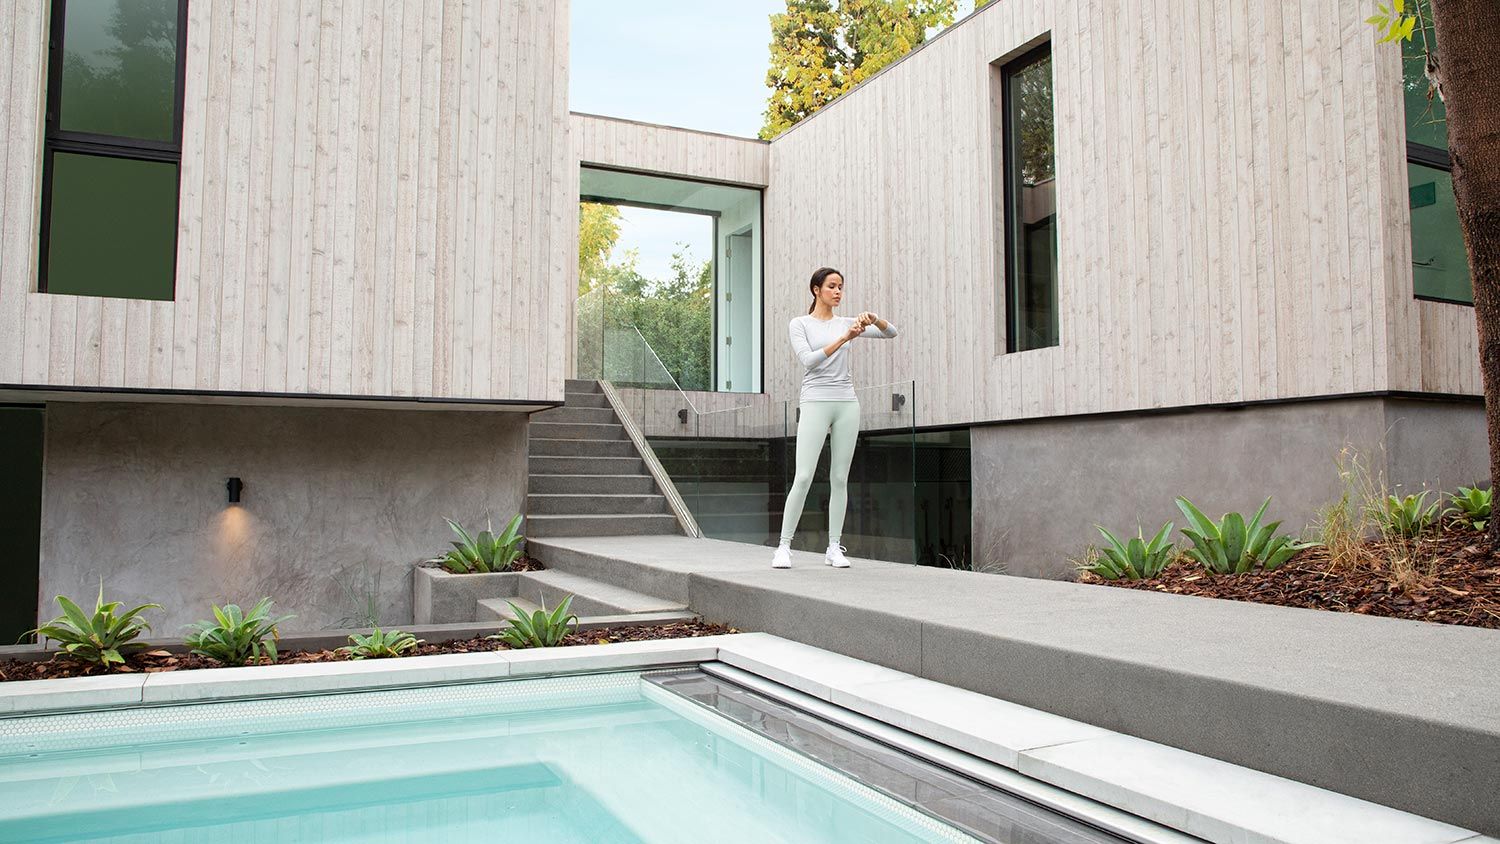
xmin=771 ymin=544 xmax=792 ymax=569
xmin=825 ymin=544 xmax=851 ymax=568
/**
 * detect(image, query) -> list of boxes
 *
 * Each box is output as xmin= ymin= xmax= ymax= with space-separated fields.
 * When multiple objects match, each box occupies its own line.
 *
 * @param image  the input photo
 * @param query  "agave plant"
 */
xmin=1447 ymin=486 xmax=1491 ymax=532
xmin=489 ymin=596 xmax=578 ymax=649
xmin=1083 ymin=522 xmax=1176 ymax=580
xmin=1370 ymin=491 xmax=1443 ymax=539
xmin=340 ymin=627 xmax=422 ymax=660
xmin=184 ymin=598 xmax=294 ymax=666
xmin=431 ymin=514 xmax=524 ymax=574
xmin=1175 ymin=497 xmax=1317 ymax=574
xmin=30 ymin=586 xmax=161 ymax=668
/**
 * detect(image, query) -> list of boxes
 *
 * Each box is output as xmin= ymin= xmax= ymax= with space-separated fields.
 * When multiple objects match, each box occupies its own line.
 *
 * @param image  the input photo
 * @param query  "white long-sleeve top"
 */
xmin=788 ymin=314 xmax=899 ymax=402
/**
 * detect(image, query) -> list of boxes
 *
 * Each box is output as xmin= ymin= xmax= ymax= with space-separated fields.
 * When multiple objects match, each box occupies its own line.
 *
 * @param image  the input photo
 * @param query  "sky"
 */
xmin=569 ymin=1 xmax=981 ymax=283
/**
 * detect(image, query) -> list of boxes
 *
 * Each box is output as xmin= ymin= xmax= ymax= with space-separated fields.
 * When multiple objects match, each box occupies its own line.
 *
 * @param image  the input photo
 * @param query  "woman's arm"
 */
xmin=791 ymin=319 xmax=853 ymax=369
xmin=855 ymin=312 xmax=899 ymax=338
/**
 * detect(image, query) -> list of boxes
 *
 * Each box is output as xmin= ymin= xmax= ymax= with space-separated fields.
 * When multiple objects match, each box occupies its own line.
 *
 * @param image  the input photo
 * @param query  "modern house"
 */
xmin=0 ymin=0 xmax=1479 ymax=637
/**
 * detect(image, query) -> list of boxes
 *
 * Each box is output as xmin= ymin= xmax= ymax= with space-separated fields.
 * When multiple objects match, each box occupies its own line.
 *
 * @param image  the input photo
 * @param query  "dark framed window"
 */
xmin=40 ymin=0 xmax=188 ymax=300
xmin=1403 ymin=17 xmax=1470 ymax=305
xmin=1001 ymin=43 xmax=1058 ymax=353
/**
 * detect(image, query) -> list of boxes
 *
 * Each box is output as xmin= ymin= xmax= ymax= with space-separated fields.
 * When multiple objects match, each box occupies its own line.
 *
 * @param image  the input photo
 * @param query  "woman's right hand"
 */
xmin=843 ymin=322 xmax=865 ymax=342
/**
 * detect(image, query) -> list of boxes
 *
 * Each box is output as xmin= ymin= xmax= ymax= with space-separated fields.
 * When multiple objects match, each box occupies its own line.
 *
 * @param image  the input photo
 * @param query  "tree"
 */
xmin=604 ymin=248 xmax=714 ymax=392
xmin=760 ymin=0 xmax=960 ymax=139
xmin=1370 ymin=1 xmax=1500 ymax=545
xmin=578 ymin=202 xmax=621 ymax=295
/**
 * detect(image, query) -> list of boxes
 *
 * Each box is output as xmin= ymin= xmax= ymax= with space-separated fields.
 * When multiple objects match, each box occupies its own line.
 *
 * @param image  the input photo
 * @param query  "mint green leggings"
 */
xmin=779 ymin=400 xmax=860 ymax=545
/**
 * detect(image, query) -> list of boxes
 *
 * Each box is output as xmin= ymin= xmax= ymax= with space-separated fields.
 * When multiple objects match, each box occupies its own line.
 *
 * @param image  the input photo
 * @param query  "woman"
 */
xmin=772 ymin=267 xmax=898 ymax=569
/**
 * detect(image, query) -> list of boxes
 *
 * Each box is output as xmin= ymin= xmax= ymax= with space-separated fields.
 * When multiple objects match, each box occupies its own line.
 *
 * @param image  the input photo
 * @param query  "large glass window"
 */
xmin=1403 ymin=12 xmax=1470 ymax=304
xmin=577 ymin=166 xmax=763 ymax=393
xmin=1001 ymin=45 xmax=1058 ymax=352
xmin=41 ymin=0 xmax=187 ymax=300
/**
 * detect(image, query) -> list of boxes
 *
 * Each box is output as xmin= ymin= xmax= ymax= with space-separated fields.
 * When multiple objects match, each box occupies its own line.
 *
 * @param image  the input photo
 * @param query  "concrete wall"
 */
xmin=972 ymin=396 xmax=1487 ymax=578
xmin=38 ymin=402 xmax=528 ymax=633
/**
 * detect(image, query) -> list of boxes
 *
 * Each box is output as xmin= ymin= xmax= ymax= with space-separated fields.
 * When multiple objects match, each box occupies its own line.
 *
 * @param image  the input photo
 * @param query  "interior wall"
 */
xmin=38 ymin=402 xmax=528 ymax=633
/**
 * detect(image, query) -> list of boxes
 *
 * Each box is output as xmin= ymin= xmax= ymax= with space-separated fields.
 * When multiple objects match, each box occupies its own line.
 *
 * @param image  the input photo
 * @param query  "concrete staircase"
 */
xmin=526 ymin=379 xmax=682 ymax=537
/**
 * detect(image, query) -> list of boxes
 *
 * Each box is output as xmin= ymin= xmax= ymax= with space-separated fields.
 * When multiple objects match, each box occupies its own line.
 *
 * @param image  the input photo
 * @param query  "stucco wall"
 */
xmin=38 ymin=402 xmax=528 ymax=633
xmin=971 ymin=397 xmax=1487 ymax=579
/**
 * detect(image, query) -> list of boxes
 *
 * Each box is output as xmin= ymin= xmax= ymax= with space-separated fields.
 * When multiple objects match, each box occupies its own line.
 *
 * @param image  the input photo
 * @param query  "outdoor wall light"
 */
xmin=891 ymin=392 xmax=907 ymax=413
xmin=226 ymin=477 xmax=244 ymax=504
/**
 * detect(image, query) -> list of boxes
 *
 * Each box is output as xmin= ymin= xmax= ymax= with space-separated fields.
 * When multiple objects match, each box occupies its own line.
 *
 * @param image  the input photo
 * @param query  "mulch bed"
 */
xmin=416 ymin=555 xmax=547 ymax=573
xmin=0 ymin=620 xmax=737 ymax=683
xmin=1080 ymin=522 xmax=1500 ymax=629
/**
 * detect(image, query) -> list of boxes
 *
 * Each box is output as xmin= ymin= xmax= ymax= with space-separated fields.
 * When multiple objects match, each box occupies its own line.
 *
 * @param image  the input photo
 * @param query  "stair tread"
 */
xmin=520 ymin=570 xmax=686 ymax=612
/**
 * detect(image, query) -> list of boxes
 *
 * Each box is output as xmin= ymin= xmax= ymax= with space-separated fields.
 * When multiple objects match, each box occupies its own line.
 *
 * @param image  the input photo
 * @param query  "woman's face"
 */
xmin=816 ymin=273 xmax=844 ymax=309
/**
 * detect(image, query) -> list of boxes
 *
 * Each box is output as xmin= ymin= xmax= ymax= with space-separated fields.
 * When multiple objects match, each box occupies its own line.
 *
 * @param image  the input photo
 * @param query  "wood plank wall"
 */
xmin=760 ymin=0 xmax=1478 ymax=430
xmin=0 ymin=0 xmax=571 ymax=403
xmin=572 ymin=112 xmax=770 ymax=188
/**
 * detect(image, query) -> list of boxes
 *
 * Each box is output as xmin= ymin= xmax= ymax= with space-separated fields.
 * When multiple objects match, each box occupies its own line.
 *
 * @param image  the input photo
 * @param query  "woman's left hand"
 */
xmin=856 ymin=311 xmax=879 ymax=327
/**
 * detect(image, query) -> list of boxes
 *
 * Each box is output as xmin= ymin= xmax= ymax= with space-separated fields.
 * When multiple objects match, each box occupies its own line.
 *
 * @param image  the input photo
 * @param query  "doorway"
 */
xmin=0 ymin=406 xmax=43 ymax=642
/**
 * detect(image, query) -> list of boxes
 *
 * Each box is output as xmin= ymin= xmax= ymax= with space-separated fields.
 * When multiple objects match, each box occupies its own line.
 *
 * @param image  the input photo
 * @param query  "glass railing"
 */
xmin=576 ymin=291 xmax=925 ymax=562
xmin=779 ymin=380 xmax=918 ymax=563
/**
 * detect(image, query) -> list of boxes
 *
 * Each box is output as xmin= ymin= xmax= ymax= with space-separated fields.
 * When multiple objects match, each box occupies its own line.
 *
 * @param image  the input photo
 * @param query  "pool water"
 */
xmin=0 ymin=672 xmax=979 ymax=843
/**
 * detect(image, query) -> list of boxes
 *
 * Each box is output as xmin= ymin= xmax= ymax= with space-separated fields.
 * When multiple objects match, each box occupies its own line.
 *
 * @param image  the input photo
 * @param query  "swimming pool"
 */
xmin=0 ymin=671 xmax=1119 ymax=843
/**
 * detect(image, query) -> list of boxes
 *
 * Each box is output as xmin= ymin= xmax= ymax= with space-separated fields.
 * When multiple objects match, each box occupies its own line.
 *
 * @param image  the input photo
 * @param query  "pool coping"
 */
xmin=0 ymin=632 xmax=1492 ymax=844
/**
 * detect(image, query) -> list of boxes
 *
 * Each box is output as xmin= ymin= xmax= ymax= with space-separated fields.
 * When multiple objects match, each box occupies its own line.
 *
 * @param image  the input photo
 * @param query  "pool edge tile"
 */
xmin=1016 ymin=733 xmax=1479 ymax=844
xmin=0 ymin=674 xmax=145 ymax=714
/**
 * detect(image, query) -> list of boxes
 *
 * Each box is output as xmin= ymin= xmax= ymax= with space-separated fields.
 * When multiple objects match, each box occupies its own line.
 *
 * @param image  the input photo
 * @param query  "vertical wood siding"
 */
xmin=0 ymin=0 xmax=570 ymax=402
xmin=760 ymin=0 xmax=1476 ymax=429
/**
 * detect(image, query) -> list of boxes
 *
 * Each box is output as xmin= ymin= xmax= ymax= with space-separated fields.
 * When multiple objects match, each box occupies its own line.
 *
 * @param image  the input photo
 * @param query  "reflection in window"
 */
xmin=1402 ymin=6 xmax=1469 ymax=304
xmin=1002 ymin=46 xmax=1058 ymax=352
xmin=42 ymin=0 xmax=185 ymax=299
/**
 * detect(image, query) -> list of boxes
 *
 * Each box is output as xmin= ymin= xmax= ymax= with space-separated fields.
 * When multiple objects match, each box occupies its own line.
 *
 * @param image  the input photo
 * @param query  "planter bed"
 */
xmin=0 ymin=620 xmax=736 ymax=683
xmin=1081 ymin=523 xmax=1500 ymax=629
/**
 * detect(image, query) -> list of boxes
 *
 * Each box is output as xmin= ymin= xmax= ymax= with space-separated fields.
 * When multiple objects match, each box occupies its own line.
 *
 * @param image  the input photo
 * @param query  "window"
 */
xmin=1403 ymin=16 xmax=1470 ymax=304
xmin=40 ymin=0 xmax=187 ymax=300
xmin=1001 ymin=44 xmax=1058 ymax=353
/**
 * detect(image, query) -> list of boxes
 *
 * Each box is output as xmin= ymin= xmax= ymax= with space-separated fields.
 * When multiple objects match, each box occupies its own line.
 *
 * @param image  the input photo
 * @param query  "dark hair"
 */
xmin=808 ymin=267 xmax=844 ymax=314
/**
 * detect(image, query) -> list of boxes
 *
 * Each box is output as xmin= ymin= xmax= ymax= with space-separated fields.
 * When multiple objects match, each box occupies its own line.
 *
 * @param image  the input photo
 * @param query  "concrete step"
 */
xmin=517 ymin=569 xmax=687 ymax=616
xmin=533 ymin=406 xmax=617 ymax=425
xmin=528 ymin=455 xmax=645 ymax=476
xmin=476 ymin=596 xmax=542 ymax=623
xmin=527 ymin=493 xmax=669 ymax=516
xmin=563 ymin=391 xmax=611 ymax=408
xmin=529 ymin=437 xmax=639 ymax=458
xmin=528 ymin=473 xmax=659 ymax=495
xmin=564 ymin=379 xmax=602 ymax=394
xmin=526 ymin=513 xmax=681 ymax=537
xmin=529 ymin=421 xmax=626 ymax=440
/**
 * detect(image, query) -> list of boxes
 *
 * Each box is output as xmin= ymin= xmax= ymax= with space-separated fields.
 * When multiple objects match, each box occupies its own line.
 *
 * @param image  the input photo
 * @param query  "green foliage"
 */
xmin=184 ymin=598 xmax=294 ymax=667
xmin=1084 ymin=522 xmax=1176 ymax=580
xmin=1370 ymin=490 xmax=1443 ymax=538
xmin=340 ymin=627 xmax=422 ymax=660
xmin=1175 ymin=497 xmax=1318 ymax=574
xmin=600 ymin=248 xmax=714 ymax=392
xmin=1367 ymin=0 xmax=1419 ymax=43
xmin=1447 ymin=485 xmax=1491 ymax=531
xmin=578 ymin=202 xmax=622 ymax=294
xmin=761 ymin=0 xmax=959 ymax=139
xmin=433 ymin=514 xmax=525 ymax=574
xmin=490 ymin=596 xmax=579 ymax=649
xmin=30 ymin=586 xmax=160 ymax=667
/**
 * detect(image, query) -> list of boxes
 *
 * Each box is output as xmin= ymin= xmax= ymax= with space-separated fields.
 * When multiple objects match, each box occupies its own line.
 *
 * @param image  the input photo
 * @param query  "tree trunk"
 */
xmin=1428 ymin=0 xmax=1500 ymax=546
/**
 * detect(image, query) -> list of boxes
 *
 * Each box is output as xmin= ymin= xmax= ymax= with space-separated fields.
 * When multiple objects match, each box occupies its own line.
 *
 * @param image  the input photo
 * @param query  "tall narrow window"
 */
xmin=40 ymin=0 xmax=187 ymax=300
xmin=1403 ymin=13 xmax=1470 ymax=304
xmin=1002 ymin=44 xmax=1058 ymax=352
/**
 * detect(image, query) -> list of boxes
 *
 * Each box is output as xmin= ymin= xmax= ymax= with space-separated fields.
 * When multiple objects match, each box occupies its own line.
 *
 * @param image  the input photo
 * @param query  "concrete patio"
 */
xmin=529 ymin=534 xmax=1500 ymax=836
